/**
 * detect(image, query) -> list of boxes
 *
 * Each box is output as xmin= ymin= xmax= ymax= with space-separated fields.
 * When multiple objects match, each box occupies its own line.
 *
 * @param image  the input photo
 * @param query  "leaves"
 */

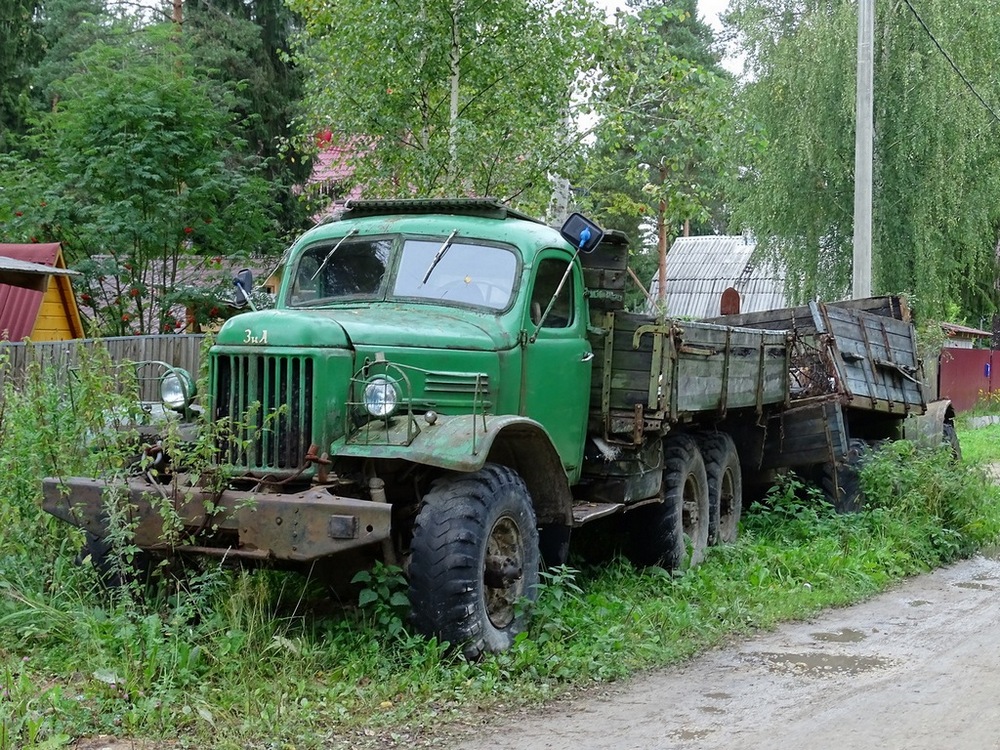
xmin=0 ymin=23 xmax=281 ymax=336
xmin=287 ymin=0 xmax=602 ymax=213
xmin=727 ymin=0 xmax=1000 ymax=319
xmin=579 ymin=0 xmax=733 ymax=308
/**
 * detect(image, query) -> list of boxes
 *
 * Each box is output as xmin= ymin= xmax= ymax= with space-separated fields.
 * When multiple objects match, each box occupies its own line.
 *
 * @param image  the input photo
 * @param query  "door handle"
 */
xmin=581 ymin=351 xmax=594 ymax=362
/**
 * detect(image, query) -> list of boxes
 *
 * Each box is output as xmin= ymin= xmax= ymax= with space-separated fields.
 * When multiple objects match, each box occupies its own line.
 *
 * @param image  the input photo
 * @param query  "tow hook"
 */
xmin=304 ymin=444 xmax=332 ymax=482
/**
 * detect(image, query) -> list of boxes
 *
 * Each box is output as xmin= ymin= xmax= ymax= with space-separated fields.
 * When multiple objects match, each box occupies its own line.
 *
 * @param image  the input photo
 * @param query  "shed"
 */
xmin=647 ymin=235 xmax=787 ymax=319
xmin=940 ymin=321 xmax=991 ymax=350
xmin=0 ymin=243 xmax=85 ymax=342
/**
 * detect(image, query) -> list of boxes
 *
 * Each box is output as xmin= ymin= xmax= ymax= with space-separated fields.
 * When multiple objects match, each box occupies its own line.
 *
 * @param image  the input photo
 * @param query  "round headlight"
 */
xmin=363 ymin=376 xmax=399 ymax=418
xmin=161 ymin=368 xmax=196 ymax=412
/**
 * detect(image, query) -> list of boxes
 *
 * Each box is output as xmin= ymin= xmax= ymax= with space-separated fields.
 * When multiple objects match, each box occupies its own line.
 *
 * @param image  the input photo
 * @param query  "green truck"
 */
xmin=42 ymin=198 xmax=945 ymax=658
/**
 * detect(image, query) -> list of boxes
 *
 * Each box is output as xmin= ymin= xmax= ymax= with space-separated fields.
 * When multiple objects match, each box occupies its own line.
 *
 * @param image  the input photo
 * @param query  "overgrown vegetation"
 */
xmin=1 ymin=357 xmax=999 ymax=749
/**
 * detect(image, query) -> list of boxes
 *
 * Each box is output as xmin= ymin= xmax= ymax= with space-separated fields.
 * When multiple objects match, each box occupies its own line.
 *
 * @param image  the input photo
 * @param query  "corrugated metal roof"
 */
xmin=0 ymin=256 xmax=78 ymax=276
xmin=648 ymin=235 xmax=787 ymax=318
xmin=0 ymin=243 xmax=67 ymax=341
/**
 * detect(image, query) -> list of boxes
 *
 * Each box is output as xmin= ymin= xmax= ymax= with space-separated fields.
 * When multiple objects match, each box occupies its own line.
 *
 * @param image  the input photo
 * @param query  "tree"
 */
xmin=726 ymin=0 xmax=1000 ymax=320
xmin=0 ymin=0 xmax=44 ymax=150
xmin=0 ymin=24 xmax=280 ymax=336
xmin=285 ymin=0 xmax=601 ymax=213
xmin=183 ymin=0 xmax=312 ymax=231
xmin=580 ymin=0 xmax=732 ymax=309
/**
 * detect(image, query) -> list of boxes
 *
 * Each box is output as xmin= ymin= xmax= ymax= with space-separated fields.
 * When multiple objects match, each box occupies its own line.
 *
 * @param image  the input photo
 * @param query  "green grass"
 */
xmin=2 ymin=357 xmax=1000 ymax=749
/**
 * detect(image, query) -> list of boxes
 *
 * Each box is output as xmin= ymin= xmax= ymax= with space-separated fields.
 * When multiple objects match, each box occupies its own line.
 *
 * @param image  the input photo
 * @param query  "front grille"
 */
xmin=213 ymin=353 xmax=314 ymax=472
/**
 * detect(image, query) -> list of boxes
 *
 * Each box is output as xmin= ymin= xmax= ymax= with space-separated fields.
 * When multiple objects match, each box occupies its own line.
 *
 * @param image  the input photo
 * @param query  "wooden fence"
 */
xmin=0 ymin=335 xmax=208 ymax=402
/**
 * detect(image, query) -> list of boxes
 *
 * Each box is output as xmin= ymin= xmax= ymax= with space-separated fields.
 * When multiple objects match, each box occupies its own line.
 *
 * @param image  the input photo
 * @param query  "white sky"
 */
xmin=697 ymin=0 xmax=730 ymax=32
xmin=600 ymin=0 xmax=730 ymax=29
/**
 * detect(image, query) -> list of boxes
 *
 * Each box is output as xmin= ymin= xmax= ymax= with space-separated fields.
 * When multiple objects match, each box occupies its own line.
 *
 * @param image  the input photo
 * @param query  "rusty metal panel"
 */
xmin=41 ymin=476 xmax=392 ymax=561
xmin=938 ymin=347 xmax=992 ymax=412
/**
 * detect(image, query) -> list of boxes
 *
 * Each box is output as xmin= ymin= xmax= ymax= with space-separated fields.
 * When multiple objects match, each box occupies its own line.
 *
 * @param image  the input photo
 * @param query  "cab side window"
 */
xmin=530 ymin=258 xmax=574 ymax=328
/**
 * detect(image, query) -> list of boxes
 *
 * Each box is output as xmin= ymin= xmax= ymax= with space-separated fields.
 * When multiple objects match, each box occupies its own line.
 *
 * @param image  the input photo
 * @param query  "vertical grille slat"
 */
xmin=213 ymin=353 xmax=314 ymax=473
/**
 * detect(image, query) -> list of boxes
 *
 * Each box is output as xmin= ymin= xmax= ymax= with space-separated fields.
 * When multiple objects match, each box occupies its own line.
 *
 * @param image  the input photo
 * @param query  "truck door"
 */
xmin=521 ymin=252 xmax=592 ymax=482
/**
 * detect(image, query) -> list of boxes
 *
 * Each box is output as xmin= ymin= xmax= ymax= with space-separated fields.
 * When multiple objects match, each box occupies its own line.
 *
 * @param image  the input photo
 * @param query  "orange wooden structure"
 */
xmin=0 ymin=243 xmax=85 ymax=342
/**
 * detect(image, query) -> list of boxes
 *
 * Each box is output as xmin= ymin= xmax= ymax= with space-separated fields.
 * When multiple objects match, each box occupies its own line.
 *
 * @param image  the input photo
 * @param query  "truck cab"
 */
xmin=45 ymin=198 xmax=604 ymax=660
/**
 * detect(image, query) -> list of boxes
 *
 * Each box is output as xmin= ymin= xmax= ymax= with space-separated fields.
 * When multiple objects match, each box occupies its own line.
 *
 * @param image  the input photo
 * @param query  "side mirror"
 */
xmin=233 ymin=268 xmax=255 ymax=310
xmin=559 ymin=213 xmax=605 ymax=254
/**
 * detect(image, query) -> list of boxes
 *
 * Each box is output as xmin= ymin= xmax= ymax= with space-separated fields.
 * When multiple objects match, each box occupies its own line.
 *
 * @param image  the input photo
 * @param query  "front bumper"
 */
xmin=41 ymin=476 xmax=391 ymax=563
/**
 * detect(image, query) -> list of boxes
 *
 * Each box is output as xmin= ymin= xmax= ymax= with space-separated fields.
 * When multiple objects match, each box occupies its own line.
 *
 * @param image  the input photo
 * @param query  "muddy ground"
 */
xmin=450 ymin=554 xmax=1000 ymax=750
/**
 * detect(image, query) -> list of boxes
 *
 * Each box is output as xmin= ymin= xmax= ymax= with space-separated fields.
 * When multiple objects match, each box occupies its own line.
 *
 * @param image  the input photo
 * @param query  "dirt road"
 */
xmin=453 ymin=554 xmax=1000 ymax=750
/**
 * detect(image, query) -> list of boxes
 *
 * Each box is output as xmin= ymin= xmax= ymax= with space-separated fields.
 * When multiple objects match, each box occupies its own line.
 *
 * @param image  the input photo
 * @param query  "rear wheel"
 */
xmin=626 ymin=434 xmax=709 ymax=570
xmin=698 ymin=432 xmax=742 ymax=545
xmin=943 ymin=422 xmax=961 ymax=461
xmin=818 ymin=439 xmax=867 ymax=513
xmin=409 ymin=464 xmax=539 ymax=660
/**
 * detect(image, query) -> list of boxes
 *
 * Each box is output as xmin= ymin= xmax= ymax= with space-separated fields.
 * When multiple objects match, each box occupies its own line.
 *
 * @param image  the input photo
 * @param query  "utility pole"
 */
xmin=852 ymin=0 xmax=874 ymax=298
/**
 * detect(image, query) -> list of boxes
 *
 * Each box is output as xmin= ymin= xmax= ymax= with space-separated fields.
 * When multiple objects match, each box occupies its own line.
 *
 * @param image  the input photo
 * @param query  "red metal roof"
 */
xmin=0 ymin=243 xmax=62 ymax=341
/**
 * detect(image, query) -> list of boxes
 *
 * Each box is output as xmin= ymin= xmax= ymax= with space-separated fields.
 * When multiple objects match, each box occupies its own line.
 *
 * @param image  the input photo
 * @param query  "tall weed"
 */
xmin=0 ymin=352 xmax=999 ymax=748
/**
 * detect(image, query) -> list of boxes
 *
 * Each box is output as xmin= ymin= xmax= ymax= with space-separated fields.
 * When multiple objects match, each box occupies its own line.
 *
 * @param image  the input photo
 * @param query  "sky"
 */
xmin=697 ymin=0 xmax=730 ymax=31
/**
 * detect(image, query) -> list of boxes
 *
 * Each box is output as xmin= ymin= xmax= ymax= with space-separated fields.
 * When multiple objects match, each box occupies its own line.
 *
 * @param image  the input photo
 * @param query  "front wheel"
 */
xmin=409 ymin=464 xmax=539 ymax=660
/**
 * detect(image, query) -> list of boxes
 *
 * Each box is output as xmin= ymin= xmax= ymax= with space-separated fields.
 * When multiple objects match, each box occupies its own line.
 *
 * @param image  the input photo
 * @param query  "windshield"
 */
xmin=288 ymin=237 xmax=392 ymax=306
xmin=287 ymin=235 xmax=518 ymax=310
xmin=394 ymin=239 xmax=517 ymax=309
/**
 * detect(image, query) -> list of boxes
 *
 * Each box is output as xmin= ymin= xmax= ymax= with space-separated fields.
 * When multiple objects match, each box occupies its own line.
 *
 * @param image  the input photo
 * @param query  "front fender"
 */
xmin=332 ymin=413 xmax=574 ymax=553
xmin=331 ymin=413 xmax=550 ymax=473
xmin=903 ymin=398 xmax=956 ymax=450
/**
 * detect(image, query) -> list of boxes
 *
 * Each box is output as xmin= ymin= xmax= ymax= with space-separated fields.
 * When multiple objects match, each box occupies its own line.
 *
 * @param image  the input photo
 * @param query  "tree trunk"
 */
xmin=448 ymin=0 xmax=463 ymax=187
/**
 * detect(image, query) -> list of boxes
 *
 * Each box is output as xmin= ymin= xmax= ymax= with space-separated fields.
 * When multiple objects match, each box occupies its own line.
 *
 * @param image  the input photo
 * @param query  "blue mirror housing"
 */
xmin=559 ymin=213 xmax=605 ymax=254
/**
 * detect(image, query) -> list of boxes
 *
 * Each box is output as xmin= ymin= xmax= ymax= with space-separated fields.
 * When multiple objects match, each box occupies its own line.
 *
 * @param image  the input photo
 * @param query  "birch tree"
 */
xmin=287 ymin=0 xmax=601 ymax=212
xmin=727 ymin=0 xmax=1000 ymax=320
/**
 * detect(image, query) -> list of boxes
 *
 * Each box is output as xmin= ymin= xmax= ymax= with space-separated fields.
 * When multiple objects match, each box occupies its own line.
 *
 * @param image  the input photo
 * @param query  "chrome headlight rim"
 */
xmin=160 ymin=367 xmax=196 ymax=412
xmin=362 ymin=375 xmax=400 ymax=419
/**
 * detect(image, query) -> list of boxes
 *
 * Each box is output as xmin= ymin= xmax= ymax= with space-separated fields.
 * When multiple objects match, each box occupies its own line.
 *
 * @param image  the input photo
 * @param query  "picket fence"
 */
xmin=0 ymin=334 xmax=208 ymax=403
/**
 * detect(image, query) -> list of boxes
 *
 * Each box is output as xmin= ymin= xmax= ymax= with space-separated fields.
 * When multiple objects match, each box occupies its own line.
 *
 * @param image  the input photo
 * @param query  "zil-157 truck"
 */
xmin=42 ymin=198 xmax=944 ymax=659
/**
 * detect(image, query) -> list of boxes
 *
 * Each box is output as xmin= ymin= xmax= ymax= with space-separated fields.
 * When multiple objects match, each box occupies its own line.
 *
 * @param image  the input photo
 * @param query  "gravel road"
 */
xmin=452 ymin=554 xmax=1000 ymax=750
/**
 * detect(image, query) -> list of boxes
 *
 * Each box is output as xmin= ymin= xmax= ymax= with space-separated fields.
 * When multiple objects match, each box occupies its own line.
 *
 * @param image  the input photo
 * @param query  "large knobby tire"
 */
xmin=697 ymin=432 xmax=742 ymax=545
xmin=818 ymin=439 xmax=867 ymax=513
xmin=943 ymin=422 xmax=962 ymax=462
xmin=626 ymin=434 xmax=710 ymax=570
xmin=409 ymin=464 xmax=540 ymax=660
xmin=80 ymin=531 xmax=158 ymax=590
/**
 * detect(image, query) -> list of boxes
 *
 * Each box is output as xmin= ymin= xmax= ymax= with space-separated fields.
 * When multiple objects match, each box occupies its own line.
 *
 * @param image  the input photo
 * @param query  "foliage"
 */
xmin=1 ymin=354 xmax=999 ymax=747
xmin=725 ymin=0 xmax=1000 ymax=320
xmin=0 ymin=24 xmax=281 ymax=336
xmin=286 ymin=0 xmax=603 ymax=214
xmin=0 ymin=0 xmax=44 ymax=151
xmin=183 ymin=0 xmax=313 ymax=233
xmin=580 ymin=0 xmax=732 ymax=309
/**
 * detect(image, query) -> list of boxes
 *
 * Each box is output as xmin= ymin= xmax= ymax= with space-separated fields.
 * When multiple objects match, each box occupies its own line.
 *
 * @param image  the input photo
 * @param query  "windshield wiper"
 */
xmin=311 ymin=227 xmax=359 ymax=281
xmin=420 ymin=230 xmax=458 ymax=285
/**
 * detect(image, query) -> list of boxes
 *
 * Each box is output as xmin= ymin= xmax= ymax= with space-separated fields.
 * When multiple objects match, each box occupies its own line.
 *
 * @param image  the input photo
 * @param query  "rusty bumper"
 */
xmin=41 ymin=476 xmax=392 ymax=563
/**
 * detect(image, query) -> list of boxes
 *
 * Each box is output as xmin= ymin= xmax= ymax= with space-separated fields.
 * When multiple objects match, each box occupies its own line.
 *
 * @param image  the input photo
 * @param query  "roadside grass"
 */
xmin=1 ymin=358 xmax=999 ymax=749
xmin=954 ymin=419 xmax=1000 ymax=465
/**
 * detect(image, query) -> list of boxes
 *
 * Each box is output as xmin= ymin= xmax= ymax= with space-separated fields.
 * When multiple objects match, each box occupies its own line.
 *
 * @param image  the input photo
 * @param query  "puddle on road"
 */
xmin=703 ymin=691 xmax=731 ymax=700
xmin=698 ymin=705 xmax=726 ymax=715
xmin=810 ymin=628 xmax=866 ymax=643
xmin=954 ymin=581 xmax=996 ymax=591
xmin=909 ymin=599 xmax=930 ymax=607
xmin=748 ymin=651 xmax=893 ymax=677
xmin=673 ymin=729 xmax=712 ymax=741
